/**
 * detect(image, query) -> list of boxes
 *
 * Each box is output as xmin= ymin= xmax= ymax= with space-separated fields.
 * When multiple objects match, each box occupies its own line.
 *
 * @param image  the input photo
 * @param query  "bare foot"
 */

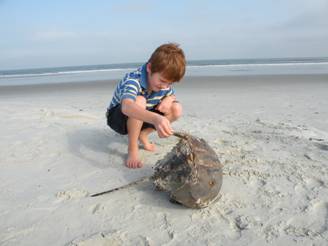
xmin=139 ymin=130 xmax=156 ymax=152
xmin=126 ymin=150 xmax=143 ymax=168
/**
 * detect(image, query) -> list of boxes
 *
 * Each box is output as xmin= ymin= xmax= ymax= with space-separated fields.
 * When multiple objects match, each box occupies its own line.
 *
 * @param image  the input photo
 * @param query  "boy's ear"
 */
xmin=146 ymin=63 xmax=152 ymax=73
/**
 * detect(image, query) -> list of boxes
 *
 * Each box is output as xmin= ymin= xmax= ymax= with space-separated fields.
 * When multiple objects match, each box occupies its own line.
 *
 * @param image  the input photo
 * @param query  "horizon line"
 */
xmin=1 ymin=56 xmax=328 ymax=72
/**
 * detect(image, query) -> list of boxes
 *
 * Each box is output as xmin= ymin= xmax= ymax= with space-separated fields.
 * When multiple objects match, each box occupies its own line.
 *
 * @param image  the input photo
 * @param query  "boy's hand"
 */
xmin=156 ymin=95 xmax=175 ymax=114
xmin=153 ymin=114 xmax=173 ymax=138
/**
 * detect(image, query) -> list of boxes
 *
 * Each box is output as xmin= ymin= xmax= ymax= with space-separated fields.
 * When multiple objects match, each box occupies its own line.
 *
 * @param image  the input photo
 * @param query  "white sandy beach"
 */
xmin=1 ymin=74 xmax=328 ymax=246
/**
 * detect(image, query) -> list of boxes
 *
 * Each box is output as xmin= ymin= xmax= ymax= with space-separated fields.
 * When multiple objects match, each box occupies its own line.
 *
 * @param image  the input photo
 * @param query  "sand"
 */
xmin=0 ymin=74 xmax=328 ymax=245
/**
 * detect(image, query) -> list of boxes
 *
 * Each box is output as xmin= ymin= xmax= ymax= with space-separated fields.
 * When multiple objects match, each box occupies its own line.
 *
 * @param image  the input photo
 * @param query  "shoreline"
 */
xmin=1 ymin=73 xmax=328 ymax=95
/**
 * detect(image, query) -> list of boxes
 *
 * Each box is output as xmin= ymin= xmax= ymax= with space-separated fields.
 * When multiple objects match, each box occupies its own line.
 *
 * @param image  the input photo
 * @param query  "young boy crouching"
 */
xmin=106 ymin=43 xmax=186 ymax=168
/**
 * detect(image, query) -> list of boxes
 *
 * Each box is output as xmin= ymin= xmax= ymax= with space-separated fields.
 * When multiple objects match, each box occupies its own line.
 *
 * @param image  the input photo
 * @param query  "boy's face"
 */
xmin=146 ymin=63 xmax=173 ymax=92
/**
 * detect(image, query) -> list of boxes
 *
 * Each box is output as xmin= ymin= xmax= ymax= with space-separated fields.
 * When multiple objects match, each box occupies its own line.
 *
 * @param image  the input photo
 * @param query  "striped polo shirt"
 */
xmin=108 ymin=63 xmax=175 ymax=110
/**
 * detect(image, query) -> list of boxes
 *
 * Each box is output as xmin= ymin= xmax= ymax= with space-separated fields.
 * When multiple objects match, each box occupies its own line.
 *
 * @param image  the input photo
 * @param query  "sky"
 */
xmin=0 ymin=0 xmax=328 ymax=70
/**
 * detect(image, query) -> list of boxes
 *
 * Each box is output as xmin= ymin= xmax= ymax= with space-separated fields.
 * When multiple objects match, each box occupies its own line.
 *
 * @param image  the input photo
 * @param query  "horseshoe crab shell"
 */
xmin=152 ymin=132 xmax=223 ymax=209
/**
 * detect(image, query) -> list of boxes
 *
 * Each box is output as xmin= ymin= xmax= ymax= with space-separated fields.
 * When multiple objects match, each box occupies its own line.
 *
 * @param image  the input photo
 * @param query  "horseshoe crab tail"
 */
xmin=90 ymin=176 xmax=150 ymax=197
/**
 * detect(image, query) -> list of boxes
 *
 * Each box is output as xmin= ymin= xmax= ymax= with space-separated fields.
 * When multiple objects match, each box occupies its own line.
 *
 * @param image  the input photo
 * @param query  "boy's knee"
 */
xmin=135 ymin=96 xmax=146 ymax=108
xmin=171 ymin=102 xmax=182 ymax=119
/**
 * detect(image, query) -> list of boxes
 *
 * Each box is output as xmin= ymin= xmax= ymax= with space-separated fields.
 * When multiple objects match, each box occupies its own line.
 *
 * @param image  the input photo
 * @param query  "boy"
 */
xmin=106 ymin=43 xmax=186 ymax=169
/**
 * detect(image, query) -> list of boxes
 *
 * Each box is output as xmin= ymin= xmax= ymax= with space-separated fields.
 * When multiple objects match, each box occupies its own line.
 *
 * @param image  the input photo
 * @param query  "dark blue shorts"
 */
xmin=106 ymin=105 xmax=163 ymax=135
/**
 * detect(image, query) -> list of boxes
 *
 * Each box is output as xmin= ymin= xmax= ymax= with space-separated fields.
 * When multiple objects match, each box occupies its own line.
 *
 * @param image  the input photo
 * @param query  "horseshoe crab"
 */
xmin=152 ymin=132 xmax=223 ymax=208
xmin=91 ymin=132 xmax=223 ymax=209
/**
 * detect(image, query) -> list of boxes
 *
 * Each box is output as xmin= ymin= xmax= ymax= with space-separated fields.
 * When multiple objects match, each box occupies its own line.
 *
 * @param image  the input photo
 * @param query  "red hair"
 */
xmin=148 ymin=43 xmax=186 ymax=82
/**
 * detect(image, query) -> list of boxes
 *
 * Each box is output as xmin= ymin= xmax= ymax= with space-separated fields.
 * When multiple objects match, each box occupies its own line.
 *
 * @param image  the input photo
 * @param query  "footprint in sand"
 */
xmin=89 ymin=203 xmax=105 ymax=214
xmin=69 ymin=231 xmax=152 ymax=246
xmin=58 ymin=113 xmax=98 ymax=121
xmin=304 ymin=177 xmax=325 ymax=189
xmin=314 ymin=142 xmax=328 ymax=151
xmin=40 ymin=108 xmax=98 ymax=122
xmin=284 ymin=201 xmax=328 ymax=238
xmin=263 ymin=224 xmax=281 ymax=242
xmin=56 ymin=189 xmax=89 ymax=201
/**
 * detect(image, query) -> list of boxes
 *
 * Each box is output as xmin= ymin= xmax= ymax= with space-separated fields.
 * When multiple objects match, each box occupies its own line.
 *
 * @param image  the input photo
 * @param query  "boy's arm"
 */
xmin=156 ymin=95 xmax=177 ymax=114
xmin=121 ymin=98 xmax=173 ymax=137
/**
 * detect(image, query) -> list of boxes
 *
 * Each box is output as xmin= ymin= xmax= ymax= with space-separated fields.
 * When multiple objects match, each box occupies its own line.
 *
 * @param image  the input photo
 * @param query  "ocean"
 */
xmin=1 ymin=57 xmax=328 ymax=86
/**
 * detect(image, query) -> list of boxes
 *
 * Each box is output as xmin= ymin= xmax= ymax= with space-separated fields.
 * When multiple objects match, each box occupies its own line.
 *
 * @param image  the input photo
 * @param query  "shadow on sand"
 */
xmin=66 ymin=127 xmax=127 ymax=169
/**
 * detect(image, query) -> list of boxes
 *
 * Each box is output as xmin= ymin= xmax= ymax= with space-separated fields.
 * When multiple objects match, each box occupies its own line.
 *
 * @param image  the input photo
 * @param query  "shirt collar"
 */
xmin=140 ymin=63 xmax=148 ymax=89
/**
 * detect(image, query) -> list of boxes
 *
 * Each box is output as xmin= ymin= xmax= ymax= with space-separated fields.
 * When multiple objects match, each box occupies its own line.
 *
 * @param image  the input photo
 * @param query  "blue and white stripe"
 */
xmin=108 ymin=64 xmax=174 ymax=110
